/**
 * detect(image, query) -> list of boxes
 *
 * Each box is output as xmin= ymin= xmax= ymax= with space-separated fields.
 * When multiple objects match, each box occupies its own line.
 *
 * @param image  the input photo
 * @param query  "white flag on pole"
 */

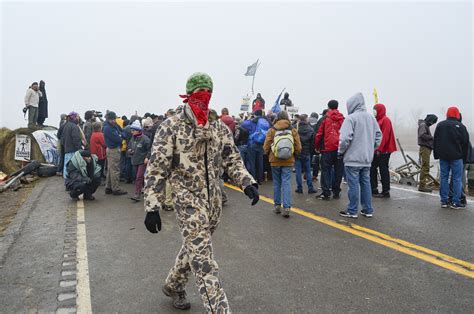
xmin=245 ymin=60 xmax=259 ymax=76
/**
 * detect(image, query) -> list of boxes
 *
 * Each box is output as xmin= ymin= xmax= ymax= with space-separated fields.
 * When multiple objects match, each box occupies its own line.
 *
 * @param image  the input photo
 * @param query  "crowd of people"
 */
xmin=26 ymin=72 xmax=472 ymax=313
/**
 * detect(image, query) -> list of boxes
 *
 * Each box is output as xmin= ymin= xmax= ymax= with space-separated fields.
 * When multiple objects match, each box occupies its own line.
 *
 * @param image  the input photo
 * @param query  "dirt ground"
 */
xmin=0 ymin=184 xmax=35 ymax=235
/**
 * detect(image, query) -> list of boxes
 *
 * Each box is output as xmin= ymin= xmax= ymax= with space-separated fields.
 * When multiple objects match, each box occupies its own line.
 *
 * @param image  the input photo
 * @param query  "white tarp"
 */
xmin=32 ymin=130 xmax=60 ymax=165
xmin=15 ymin=134 xmax=31 ymax=161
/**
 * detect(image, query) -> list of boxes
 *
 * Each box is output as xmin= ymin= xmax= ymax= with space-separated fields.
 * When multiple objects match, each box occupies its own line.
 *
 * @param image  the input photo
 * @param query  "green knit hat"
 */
xmin=186 ymin=72 xmax=213 ymax=94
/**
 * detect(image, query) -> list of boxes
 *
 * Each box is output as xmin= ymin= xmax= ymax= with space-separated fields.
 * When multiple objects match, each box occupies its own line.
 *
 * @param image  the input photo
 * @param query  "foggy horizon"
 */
xmin=1 ymin=1 xmax=472 ymax=130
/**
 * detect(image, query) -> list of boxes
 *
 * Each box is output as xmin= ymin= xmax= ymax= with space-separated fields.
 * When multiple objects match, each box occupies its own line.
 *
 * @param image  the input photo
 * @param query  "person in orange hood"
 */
xmin=370 ymin=103 xmax=397 ymax=198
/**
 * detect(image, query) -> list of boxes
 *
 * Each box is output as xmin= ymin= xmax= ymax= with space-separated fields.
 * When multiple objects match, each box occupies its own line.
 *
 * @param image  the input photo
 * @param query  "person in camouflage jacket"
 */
xmin=143 ymin=72 xmax=259 ymax=313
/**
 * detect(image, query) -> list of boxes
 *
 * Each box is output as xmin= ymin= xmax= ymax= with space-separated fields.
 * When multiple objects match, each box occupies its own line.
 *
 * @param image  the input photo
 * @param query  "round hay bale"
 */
xmin=0 ymin=128 xmax=46 ymax=174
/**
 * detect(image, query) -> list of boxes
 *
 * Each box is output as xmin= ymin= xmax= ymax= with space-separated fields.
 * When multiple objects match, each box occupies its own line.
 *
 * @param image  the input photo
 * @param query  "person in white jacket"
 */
xmin=24 ymin=82 xmax=42 ymax=128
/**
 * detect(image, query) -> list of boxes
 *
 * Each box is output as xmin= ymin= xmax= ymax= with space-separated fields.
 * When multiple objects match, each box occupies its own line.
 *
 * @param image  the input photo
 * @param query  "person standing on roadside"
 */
xmin=128 ymin=121 xmax=151 ymax=202
xmin=89 ymin=122 xmax=107 ymax=179
xmin=338 ymin=93 xmax=382 ymax=219
xmin=24 ymin=82 xmax=42 ymax=128
xmin=264 ymin=110 xmax=302 ymax=218
xmin=294 ymin=114 xmax=317 ymax=194
xmin=433 ymin=107 xmax=470 ymax=209
xmin=314 ymin=100 xmax=345 ymax=200
xmin=417 ymin=114 xmax=438 ymax=192
xmin=370 ymin=103 xmax=397 ymax=198
xmin=103 ymin=111 xmax=127 ymax=196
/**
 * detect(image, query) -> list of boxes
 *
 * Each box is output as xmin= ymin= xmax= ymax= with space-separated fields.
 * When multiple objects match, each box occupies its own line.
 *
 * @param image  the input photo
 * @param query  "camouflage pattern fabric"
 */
xmin=186 ymin=72 xmax=214 ymax=94
xmin=144 ymin=105 xmax=255 ymax=313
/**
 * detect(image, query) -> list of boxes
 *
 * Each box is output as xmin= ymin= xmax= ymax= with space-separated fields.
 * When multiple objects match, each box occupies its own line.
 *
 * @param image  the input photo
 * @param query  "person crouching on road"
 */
xmin=338 ymin=93 xmax=382 ymax=219
xmin=143 ymin=72 xmax=259 ymax=313
xmin=263 ymin=110 xmax=302 ymax=218
xmin=128 ymin=121 xmax=151 ymax=202
xmin=65 ymin=150 xmax=101 ymax=201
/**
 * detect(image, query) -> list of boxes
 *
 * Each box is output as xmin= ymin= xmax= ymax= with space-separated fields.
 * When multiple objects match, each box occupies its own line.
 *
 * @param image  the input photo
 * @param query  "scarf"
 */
xmin=179 ymin=91 xmax=211 ymax=126
xmin=183 ymin=104 xmax=213 ymax=156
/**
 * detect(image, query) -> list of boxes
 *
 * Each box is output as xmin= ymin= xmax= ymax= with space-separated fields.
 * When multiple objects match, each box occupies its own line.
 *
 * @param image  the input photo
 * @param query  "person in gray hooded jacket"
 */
xmin=338 ymin=93 xmax=382 ymax=218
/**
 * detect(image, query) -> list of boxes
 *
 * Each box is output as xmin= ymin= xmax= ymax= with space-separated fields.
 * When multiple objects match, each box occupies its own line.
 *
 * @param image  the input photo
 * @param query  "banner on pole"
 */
xmin=240 ymin=95 xmax=251 ymax=112
xmin=15 ymin=134 xmax=31 ymax=161
xmin=245 ymin=60 xmax=259 ymax=76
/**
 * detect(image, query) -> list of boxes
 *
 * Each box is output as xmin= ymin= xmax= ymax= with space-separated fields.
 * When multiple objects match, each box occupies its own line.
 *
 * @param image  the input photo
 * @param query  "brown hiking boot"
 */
xmin=162 ymin=284 xmax=191 ymax=310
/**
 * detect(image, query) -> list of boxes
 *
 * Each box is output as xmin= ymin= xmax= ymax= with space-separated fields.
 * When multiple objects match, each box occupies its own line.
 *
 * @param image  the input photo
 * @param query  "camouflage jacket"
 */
xmin=144 ymin=105 xmax=256 ymax=212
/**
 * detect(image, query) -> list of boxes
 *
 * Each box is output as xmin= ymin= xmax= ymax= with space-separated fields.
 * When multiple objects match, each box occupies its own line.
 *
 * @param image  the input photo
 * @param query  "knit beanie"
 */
xmin=327 ymin=100 xmax=339 ymax=109
xmin=80 ymin=150 xmax=91 ymax=157
xmin=142 ymin=117 xmax=153 ymax=128
xmin=186 ymin=72 xmax=213 ymax=94
xmin=130 ymin=120 xmax=142 ymax=131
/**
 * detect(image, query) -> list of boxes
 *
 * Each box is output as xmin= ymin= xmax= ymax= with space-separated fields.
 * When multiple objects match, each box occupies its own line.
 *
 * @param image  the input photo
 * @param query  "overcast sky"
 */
xmin=1 ymin=1 xmax=472 ymax=130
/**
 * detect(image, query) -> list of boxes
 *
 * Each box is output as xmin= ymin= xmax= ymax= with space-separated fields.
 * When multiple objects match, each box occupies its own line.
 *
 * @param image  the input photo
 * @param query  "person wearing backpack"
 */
xmin=264 ymin=111 xmax=302 ymax=218
xmin=248 ymin=110 xmax=270 ymax=183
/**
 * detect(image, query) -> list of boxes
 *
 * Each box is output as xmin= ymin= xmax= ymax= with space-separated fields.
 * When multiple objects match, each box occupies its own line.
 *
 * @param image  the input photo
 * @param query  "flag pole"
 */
xmin=251 ymin=59 xmax=260 ymax=95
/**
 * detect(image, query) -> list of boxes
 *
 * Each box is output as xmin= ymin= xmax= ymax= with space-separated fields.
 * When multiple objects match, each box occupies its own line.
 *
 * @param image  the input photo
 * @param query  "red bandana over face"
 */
xmin=180 ymin=91 xmax=212 ymax=126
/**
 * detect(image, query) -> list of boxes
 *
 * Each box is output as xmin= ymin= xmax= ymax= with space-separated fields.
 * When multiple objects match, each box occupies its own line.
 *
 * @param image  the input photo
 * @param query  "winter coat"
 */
xmin=296 ymin=121 xmax=314 ymax=156
xmin=144 ymin=106 xmax=255 ymax=212
xmin=338 ymin=93 xmax=382 ymax=167
xmin=280 ymin=97 xmax=293 ymax=108
xmin=313 ymin=116 xmax=326 ymax=151
xmin=89 ymin=132 xmax=107 ymax=160
xmin=103 ymin=121 xmax=123 ymax=149
xmin=314 ymin=109 xmax=344 ymax=152
xmin=38 ymin=85 xmax=48 ymax=120
xmin=433 ymin=117 xmax=470 ymax=161
xmin=417 ymin=115 xmax=437 ymax=149
xmin=128 ymin=134 xmax=151 ymax=166
xmin=24 ymin=88 xmax=42 ymax=107
xmin=83 ymin=121 xmax=94 ymax=145
xmin=241 ymin=120 xmax=256 ymax=145
xmin=65 ymin=151 xmax=101 ymax=190
xmin=374 ymin=104 xmax=397 ymax=154
xmin=263 ymin=119 xmax=302 ymax=167
xmin=220 ymin=115 xmax=236 ymax=133
xmin=62 ymin=121 xmax=83 ymax=153
xmin=234 ymin=126 xmax=250 ymax=146
xmin=252 ymin=97 xmax=265 ymax=112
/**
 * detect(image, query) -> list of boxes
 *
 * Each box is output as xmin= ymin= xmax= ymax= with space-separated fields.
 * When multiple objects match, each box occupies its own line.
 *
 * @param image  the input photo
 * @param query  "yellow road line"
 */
xmin=225 ymin=183 xmax=474 ymax=279
xmin=76 ymin=198 xmax=93 ymax=313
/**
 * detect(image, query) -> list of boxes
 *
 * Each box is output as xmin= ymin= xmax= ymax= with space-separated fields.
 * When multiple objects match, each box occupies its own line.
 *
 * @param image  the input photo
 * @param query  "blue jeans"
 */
xmin=238 ymin=145 xmax=250 ymax=170
xmin=295 ymin=154 xmax=314 ymax=190
xmin=345 ymin=166 xmax=373 ymax=215
xmin=272 ymin=166 xmax=292 ymax=209
xmin=248 ymin=143 xmax=264 ymax=182
xmin=440 ymin=159 xmax=463 ymax=205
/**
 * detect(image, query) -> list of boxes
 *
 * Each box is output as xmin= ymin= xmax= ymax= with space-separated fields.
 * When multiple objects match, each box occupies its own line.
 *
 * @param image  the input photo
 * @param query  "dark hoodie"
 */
xmin=433 ymin=107 xmax=469 ymax=161
xmin=374 ymin=104 xmax=397 ymax=153
xmin=418 ymin=114 xmax=438 ymax=149
xmin=296 ymin=121 xmax=314 ymax=155
xmin=314 ymin=109 xmax=344 ymax=152
xmin=280 ymin=93 xmax=293 ymax=107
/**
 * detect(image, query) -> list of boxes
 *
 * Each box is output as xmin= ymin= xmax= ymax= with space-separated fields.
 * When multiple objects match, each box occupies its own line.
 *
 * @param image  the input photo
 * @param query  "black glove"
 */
xmin=244 ymin=184 xmax=260 ymax=206
xmin=144 ymin=211 xmax=162 ymax=233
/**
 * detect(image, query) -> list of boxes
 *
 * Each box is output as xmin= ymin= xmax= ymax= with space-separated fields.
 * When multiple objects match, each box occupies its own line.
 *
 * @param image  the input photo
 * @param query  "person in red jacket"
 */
xmin=314 ymin=100 xmax=345 ymax=200
xmin=89 ymin=122 xmax=107 ymax=178
xmin=220 ymin=107 xmax=236 ymax=133
xmin=370 ymin=103 xmax=397 ymax=198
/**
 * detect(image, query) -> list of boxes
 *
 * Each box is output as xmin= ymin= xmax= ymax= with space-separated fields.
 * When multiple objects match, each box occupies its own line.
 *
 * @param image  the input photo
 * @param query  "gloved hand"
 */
xmin=244 ymin=184 xmax=260 ymax=206
xmin=84 ymin=177 xmax=92 ymax=184
xmin=144 ymin=211 xmax=162 ymax=233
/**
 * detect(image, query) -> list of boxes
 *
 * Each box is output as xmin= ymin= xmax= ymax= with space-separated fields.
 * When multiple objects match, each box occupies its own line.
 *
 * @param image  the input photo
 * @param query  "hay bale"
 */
xmin=0 ymin=128 xmax=46 ymax=174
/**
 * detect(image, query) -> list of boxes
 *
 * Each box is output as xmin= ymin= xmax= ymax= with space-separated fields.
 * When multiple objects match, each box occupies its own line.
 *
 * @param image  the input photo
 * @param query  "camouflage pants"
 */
xmin=419 ymin=146 xmax=431 ymax=188
xmin=166 ymin=205 xmax=230 ymax=313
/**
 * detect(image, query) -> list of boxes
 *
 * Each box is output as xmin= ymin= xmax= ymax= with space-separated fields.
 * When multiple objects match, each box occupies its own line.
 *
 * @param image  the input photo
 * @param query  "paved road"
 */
xmin=1 ymin=176 xmax=473 ymax=312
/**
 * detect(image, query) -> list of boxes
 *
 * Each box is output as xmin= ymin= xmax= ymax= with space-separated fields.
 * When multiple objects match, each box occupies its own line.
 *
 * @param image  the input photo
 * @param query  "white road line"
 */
xmin=76 ymin=199 xmax=92 ymax=313
xmin=390 ymin=185 xmax=474 ymax=204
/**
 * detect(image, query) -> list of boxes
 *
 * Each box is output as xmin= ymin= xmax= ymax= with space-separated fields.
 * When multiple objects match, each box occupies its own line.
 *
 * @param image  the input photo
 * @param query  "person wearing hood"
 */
xmin=248 ymin=109 xmax=270 ymax=183
xmin=37 ymin=80 xmax=48 ymax=126
xmin=61 ymin=112 xmax=84 ymax=179
xmin=338 ymin=93 xmax=382 ymax=218
xmin=314 ymin=100 xmax=345 ymax=200
xmin=252 ymin=93 xmax=265 ymax=112
xmin=263 ymin=111 xmax=302 ymax=218
xmin=279 ymin=92 xmax=293 ymax=110
xmin=370 ymin=103 xmax=397 ymax=198
xmin=417 ymin=114 xmax=438 ymax=192
xmin=433 ymin=107 xmax=470 ymax=209
xmin=294 ymin=114 xmax=317 ymax=194
xmin=65 ymin=150 xmax=102 ymax=201
xmin=220 ymin=107 xmax=236 ymax=133
xmin=143 ymin=73 xmax=259 ymax=312
xmin=127 ymin=121 xmax=151 ymax=202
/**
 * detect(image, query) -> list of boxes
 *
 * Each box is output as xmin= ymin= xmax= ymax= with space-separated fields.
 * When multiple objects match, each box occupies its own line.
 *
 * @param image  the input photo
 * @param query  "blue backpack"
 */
xmin=252 ymin=117 xmax=270 ymax=144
